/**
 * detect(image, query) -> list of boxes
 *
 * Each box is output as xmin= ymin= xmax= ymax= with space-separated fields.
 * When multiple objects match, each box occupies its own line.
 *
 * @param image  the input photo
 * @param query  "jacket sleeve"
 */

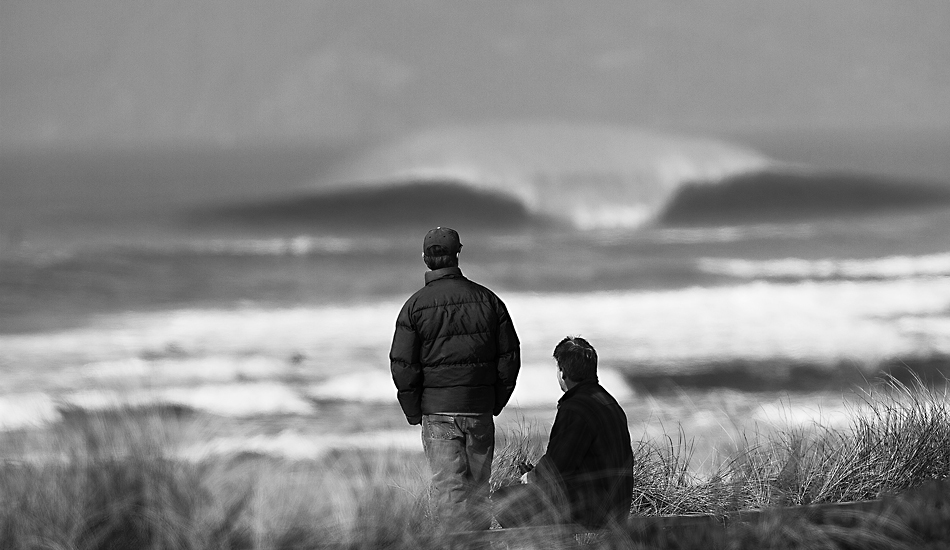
xmin=390 ymin=300 xmax=423 ymax=423
xmin=536 ymin=406 xmax=594 ymax=479
xmin=492 ymin=297 xmax=521 ymax=415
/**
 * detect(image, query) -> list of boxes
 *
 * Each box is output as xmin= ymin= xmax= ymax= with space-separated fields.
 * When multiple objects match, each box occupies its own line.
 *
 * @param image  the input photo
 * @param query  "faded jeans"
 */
xmin=422 ymin=413 xmax=494 ymax=531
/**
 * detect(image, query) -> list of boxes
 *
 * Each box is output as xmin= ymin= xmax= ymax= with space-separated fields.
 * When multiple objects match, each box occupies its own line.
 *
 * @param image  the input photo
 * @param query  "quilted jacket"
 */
xmin=534 ymin=380 xmax=634 ymax=528
xmin=390 ymin=267 xmax=521 ymax=422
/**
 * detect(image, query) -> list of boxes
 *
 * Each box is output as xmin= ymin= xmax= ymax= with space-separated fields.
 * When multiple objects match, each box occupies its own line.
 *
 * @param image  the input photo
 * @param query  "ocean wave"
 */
xmin=198 ymin=124 xmax=950 ymax=231
xmin=619 ymin=353 xmax=950 ymax=393
xmin=203 ymin=124 xmax=772 ymax=230
xmin=660 ymin=169 xmax=950 ymax=225
xmin=698 ymin=252 xmax=950 ymax=280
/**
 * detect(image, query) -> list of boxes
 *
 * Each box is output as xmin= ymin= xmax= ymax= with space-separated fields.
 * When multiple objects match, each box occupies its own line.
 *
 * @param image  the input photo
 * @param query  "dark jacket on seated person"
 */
xmin=534 ymin=379 xmax=634 ymax=529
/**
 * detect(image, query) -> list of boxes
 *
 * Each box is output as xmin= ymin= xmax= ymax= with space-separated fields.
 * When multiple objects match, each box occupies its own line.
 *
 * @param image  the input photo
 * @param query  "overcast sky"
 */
xmin=2 ymin=1 xmax=950 ymax=149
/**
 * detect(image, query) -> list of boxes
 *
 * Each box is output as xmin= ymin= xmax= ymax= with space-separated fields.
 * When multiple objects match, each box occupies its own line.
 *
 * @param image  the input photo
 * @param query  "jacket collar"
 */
xmin=557 ymin=378 xmax=600 ymax=406
xmin=425 ymin=266 xmax=463 ymax=285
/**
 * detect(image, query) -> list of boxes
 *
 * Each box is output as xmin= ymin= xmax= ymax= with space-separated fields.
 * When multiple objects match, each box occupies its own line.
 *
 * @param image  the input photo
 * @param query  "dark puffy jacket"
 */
xmin=534 ymin=380 xmax=633 ymax=529
xmin=390 ymin=267 xmax=520 ymax=422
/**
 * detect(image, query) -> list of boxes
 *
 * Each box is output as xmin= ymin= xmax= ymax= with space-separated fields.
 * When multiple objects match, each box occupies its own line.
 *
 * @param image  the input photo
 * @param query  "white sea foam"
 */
xmin=3 ymin=278 xmax=949 ymax=402
xmin=307 ymin=371 xmax=397 ymax=404
xmin=75 ymin=355 xmax=290 ymax=384
xmin=184 ymin=236 xmax=346 ymax=255
xmin=0 ymin=382 xmax=314 ymax=431
xmin=0 ymin=393 xmax=60 ymax=430
xmin=698 ymin=252 xmax=950 ymax=280
xmin=509 ymin=278 xmax=950 ymax=367
xmin=896 ymin=316 xmax=950 ymax=349
xmin=506 ymin=364 xmax=634 ymax=408
xmin=650 ymin=224 xmax=817 ymax=244
xmin=139 ymin=236 xmax=392 ymax=256
xmin=62 ymin=382 xmax=314 ymax=417
xmin=0 ymin=300 xmax=402 ymax=381
xmin=753 ymin=399 xmax=859 ymax=429
xmin=179 ymin=429 xmax=421 ymax=461
xmin=305 ymin=364 xmax=633 ymax=409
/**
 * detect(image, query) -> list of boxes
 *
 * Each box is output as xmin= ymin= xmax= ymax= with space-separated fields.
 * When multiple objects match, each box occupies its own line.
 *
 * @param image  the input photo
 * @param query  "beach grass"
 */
xmin=1 ymin=376 xmax=947 ymax=549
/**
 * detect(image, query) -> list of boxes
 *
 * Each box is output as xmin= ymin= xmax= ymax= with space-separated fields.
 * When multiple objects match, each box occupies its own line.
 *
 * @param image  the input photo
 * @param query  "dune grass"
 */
xmin=0 ymin=377 xmax=947 ymax=549
xmin=730 ymin=376 xmax=950 ymax=507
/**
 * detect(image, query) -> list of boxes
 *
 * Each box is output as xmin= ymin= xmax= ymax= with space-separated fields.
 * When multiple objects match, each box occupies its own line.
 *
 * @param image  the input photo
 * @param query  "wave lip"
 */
xmin=698 ymin=253 xmax=950 ymax=280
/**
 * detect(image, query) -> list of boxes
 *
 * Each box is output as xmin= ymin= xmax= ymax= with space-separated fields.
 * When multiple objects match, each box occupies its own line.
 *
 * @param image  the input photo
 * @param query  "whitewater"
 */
xmin=3 ymin=273 xmax=949 ymax=429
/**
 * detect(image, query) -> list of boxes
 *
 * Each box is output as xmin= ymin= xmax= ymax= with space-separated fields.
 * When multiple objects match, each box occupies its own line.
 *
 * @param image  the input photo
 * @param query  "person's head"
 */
xmin=553 ymin=336 xmax=598 ymax=391
xmin=422 ymin=227 xmax=462 ymax=270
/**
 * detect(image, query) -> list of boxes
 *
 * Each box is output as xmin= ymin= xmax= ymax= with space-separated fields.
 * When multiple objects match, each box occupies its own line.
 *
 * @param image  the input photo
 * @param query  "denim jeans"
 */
xmin=422 ymin=413 xmax=495 ymax=531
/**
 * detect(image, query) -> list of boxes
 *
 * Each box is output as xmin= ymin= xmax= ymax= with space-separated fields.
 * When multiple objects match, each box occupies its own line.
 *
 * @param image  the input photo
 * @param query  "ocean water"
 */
xmin=2 ymin=125 xmax=950 ymax=460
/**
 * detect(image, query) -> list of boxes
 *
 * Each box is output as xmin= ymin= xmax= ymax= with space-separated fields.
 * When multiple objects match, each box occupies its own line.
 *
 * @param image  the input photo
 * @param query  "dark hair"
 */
xmin=553 ymin=336 xmax=597 ymax=382
xmin=423 ymin=245 xmax=459 ymax=270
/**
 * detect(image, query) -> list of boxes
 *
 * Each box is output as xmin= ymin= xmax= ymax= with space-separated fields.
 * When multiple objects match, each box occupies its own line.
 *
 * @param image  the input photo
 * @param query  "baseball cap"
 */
xmin=423 ymin=227 xmax=462 ymax=255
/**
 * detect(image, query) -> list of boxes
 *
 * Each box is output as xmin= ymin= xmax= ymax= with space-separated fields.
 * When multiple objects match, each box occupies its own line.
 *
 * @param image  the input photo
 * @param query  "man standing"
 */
xmin=390 ymin=227 xmax=521 ymax=531
xmin=506 ymin=336 xmax=633 ymax=529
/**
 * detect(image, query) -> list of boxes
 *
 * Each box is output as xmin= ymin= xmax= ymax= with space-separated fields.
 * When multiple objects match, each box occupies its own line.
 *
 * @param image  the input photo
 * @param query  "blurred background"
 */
xmin=2 ymin=1 xmax=950 ymax=459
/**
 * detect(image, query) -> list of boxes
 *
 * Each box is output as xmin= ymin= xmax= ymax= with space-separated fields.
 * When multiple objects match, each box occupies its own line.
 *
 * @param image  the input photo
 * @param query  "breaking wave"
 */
xmin=322 ymin=124 xmax=771 ymax=230
xmin=199 ymin=124 xmax=950 ymax=231
xmin=202 ymin=124 xmax=769 ymax=230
